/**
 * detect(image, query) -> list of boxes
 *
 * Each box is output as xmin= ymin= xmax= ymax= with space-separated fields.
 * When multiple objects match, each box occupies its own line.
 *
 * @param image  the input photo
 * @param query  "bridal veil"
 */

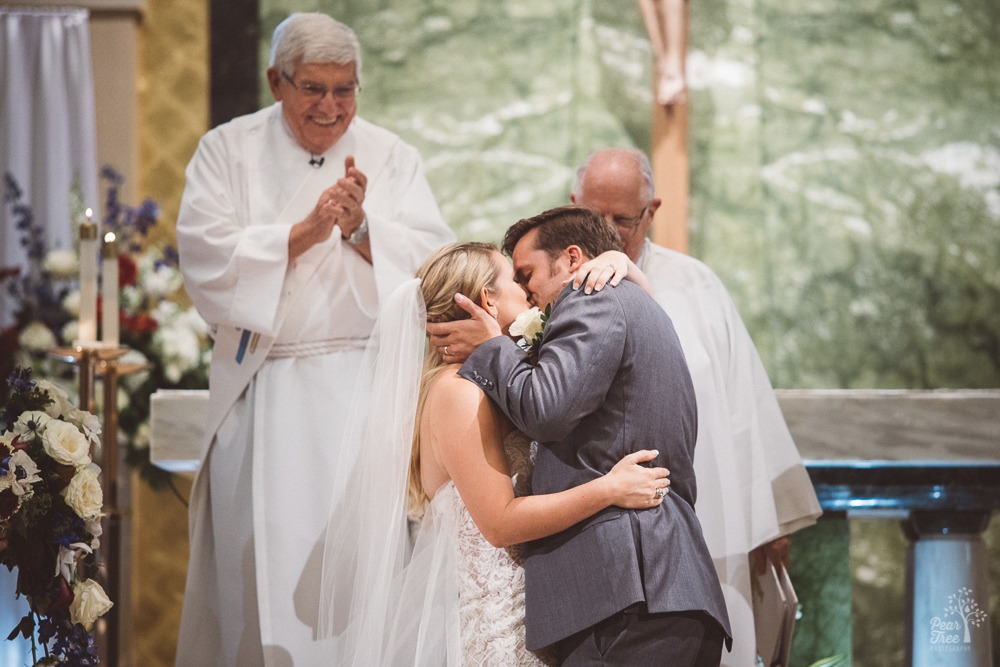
xmin=318 ymin=277 xmax=460 ymax=665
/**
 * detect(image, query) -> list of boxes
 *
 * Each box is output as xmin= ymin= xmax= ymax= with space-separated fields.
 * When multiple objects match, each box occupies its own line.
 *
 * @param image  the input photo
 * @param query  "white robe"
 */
xmin=638 ymin=240 xmax=822 ymax=667
xmin=174 ymin=105 xmax=454 ymax=666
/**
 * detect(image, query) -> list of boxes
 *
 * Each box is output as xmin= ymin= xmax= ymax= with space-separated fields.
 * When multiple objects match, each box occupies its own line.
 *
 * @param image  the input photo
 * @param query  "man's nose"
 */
xmin=315 ymin=93 xmax=342 ymax=111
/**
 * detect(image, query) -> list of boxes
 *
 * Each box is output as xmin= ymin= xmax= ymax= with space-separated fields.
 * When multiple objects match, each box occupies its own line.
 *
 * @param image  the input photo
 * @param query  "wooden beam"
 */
xmin=650 ymin=101 xmax=689 ymax=253
xmin=647 ymin=0 xmax=689 ymax=253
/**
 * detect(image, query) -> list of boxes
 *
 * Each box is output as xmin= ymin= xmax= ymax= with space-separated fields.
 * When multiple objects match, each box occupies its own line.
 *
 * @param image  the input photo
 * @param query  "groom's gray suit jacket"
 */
xmin=460 ymin=280 xmax=732 ymax=650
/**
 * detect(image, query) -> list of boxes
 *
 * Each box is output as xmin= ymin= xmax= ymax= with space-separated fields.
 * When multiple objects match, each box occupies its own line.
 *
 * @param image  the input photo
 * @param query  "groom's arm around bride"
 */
xmin=433 ymin=206 xmax=732 ymax=666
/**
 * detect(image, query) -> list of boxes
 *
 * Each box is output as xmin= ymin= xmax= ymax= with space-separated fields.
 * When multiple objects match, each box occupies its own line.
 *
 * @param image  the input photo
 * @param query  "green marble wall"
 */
xmin=689 ymin=0 xmax=1000 ymax=390
xmin=259 ymin=1 xmax=1000 ymax=664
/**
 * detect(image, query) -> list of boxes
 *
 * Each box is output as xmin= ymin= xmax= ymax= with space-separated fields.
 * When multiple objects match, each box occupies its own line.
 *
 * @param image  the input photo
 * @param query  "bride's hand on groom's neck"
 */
xmin=426 ymin=293 xmax=502 ymax=364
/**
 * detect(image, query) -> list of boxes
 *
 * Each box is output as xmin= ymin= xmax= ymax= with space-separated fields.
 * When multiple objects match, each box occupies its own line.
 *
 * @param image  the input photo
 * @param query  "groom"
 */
xmin=430 ymin=206 xmax=731 ymax=665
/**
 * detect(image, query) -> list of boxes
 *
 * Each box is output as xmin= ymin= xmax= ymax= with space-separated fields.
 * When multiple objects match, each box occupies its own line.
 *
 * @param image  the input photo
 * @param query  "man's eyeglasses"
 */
xmin=282 ymin=72 xmax=360 ymax=100
xmin=609 ymin=205 xmax=649 ymax=230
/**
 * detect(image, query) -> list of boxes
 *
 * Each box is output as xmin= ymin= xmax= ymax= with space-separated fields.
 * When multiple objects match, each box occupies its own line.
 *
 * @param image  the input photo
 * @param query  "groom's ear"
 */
xmin=564 ymin=244 xmax=587 ymax=272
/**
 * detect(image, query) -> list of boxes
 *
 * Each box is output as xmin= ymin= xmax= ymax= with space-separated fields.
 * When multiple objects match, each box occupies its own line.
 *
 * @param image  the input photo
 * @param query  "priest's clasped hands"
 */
xmin=289 ymin=155 xmax=369 ymax=260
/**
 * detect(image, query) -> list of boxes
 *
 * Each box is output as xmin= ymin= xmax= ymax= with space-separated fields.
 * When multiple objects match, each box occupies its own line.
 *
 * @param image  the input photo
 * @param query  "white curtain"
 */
xmin=0 ymin=8 xmax=98 ymax=663
xmin=0 ymin=6 xmax=99 ymax=328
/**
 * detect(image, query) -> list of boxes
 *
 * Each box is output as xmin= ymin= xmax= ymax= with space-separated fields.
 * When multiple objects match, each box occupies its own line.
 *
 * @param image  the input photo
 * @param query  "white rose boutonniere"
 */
xmin=70 ymin=578 xmax=114 ymax=630
xmin=509 ymin=306 xmax=549 ymax=353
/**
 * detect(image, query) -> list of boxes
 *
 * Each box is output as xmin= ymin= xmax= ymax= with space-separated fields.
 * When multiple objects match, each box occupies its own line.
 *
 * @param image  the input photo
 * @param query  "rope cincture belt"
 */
xmin=267 ymin=337 xmax=368 ymax=359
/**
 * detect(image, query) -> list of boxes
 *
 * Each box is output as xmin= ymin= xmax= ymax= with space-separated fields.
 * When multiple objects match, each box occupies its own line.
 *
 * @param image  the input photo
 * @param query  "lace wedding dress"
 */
xmin=423 ymin=431 xmax=556 ymax=666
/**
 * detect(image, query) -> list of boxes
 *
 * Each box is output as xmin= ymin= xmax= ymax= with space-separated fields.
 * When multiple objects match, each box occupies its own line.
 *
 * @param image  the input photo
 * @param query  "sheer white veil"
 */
xmin=318 ymin=277 xmax=427 ymax=664
xmin=319 ymin=276 xmax=463 ymax=665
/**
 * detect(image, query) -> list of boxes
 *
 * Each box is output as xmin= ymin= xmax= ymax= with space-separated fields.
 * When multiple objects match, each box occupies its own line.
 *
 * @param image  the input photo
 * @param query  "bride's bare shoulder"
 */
xmin=424 ymin=365 xmax=486 ymax=414
xmin=423 ymin=366 xmax=511 ymax=446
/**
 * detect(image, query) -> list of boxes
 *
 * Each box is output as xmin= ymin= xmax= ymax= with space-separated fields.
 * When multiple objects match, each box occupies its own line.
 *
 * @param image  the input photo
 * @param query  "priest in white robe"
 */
xmin=173 ymin=13 xmax=454 ymax=666
xmin=571 ymin=148 xmax=822 ymax=667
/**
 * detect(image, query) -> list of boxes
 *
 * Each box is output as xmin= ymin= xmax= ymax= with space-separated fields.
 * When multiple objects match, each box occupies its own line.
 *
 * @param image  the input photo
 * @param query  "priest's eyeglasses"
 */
xmin=282 ymin=72 xmax=360 ymax=100
xmin=610 ymin=205 xmax=649 ymax=230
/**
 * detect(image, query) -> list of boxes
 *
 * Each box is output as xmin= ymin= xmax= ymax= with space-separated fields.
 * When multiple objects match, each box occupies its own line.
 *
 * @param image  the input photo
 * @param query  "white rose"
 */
xmin=41 ymin=419 xmax=92 ymax=467
xmin=62 ymin=290 xmax=81 ymax=317
xmin=61 ymin=464 xmax=103 ymax=519
xmin=508 ymin=307 xmax=546 ymax=343
xmin=36 ymin=379 xmax=75 ymax=418
xmin=18 ymin=321 xmax=56 ymax=352
xmin=61 ymin=320 xmax=79 ymax=345
xmin=43 ymin=249 xmax=79 ymax=278
xmin=14 ymin=411 xmax=51 ymax=440
xmin=69 ymin=578 xmax=113 ymax=630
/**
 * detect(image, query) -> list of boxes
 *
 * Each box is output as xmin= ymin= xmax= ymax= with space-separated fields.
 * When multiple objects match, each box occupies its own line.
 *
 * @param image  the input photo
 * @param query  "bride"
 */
xmin=319 ymin=241 xmax=667 ymax=665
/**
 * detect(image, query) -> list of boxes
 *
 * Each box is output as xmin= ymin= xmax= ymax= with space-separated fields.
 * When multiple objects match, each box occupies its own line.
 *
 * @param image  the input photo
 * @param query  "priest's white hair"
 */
xmin=269 ymin=12 xmax=362 ymax=79
xmin=574 ymin=147 xmax=655 ymax=202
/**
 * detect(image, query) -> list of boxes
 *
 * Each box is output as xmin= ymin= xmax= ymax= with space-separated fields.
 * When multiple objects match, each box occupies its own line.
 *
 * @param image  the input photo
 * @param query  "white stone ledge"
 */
xmin=149 ymin=388 xmax=1000 ymax=472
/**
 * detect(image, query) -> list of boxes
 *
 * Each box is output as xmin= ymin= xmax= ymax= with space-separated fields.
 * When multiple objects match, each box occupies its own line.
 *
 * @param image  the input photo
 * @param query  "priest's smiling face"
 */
xmin=267 ymin=59 xmax=359 ymax=155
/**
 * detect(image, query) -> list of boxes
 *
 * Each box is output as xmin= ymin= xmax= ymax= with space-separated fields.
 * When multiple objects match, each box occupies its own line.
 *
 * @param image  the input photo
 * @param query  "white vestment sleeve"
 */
xmin=177 ymin=131 xmax=291 ymax=334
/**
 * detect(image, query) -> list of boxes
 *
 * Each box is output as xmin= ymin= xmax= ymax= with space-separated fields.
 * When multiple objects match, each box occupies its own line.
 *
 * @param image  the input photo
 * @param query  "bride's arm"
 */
xmin=426 ymin=375 xmax=669 ymax=548
xmin=570 ymin=250 xmax=654 ymax=296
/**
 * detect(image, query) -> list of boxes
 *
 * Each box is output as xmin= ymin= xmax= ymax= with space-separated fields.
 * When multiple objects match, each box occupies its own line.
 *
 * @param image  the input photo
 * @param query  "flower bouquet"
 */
xmin=2 ymin=169 xmax=211 ymax=487
xmin=0 ymin=368 xmax=111 ymax=665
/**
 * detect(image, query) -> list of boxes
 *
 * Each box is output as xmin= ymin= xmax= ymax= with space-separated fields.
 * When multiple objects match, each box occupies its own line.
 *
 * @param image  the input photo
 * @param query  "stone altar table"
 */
xmin=776 ymin=389 xmax=998 ymax=666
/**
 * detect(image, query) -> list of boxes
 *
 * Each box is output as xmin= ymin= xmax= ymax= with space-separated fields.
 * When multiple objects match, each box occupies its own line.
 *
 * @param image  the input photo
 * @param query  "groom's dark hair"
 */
xmin=501 ymin=205 xmax=622 ymax=261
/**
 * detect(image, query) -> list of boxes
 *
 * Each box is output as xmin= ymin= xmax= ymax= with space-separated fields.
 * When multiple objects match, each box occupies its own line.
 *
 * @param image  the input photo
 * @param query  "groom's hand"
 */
xmin=427 ymin=293 xmax=502 ymax=364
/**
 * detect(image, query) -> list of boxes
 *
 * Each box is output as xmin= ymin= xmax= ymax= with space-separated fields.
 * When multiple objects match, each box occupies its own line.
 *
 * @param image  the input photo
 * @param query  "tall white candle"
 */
xmin=101 ymin=231 xmax=119 ymax=346
xmin=77 ymin=210 xmax=98 ymax=344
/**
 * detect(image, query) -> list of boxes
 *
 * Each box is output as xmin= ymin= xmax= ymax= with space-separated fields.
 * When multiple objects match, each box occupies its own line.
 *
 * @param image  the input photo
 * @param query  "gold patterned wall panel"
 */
xmin=134 ymin=1 xmax=207 ymax=665
xmin=138 ymin=0 xmax=209 ymax=246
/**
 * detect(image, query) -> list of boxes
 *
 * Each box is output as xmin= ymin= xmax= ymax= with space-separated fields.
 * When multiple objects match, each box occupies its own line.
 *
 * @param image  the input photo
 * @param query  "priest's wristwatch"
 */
xmin=346 ymin=216 xmax=369 ymax=246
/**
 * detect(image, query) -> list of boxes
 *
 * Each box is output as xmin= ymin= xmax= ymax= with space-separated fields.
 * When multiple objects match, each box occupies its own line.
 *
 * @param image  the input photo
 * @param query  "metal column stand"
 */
xmin=50 ymin=345 xmax=147 ymax=666
xmin=904 ymin=510 xmax=994 ymax=666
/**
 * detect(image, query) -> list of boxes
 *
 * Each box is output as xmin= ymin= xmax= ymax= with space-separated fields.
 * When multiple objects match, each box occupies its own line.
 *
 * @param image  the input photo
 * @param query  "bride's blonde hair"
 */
xmin=408 ymin=241 xmax=502 ymax=516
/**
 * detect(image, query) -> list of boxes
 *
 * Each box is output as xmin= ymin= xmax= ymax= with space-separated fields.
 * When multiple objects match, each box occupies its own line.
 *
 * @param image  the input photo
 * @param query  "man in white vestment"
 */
xmin=571 ymin=148 xmax=822 ymax=667
xmin=173 ymin=13 xmax=454 ymax=666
